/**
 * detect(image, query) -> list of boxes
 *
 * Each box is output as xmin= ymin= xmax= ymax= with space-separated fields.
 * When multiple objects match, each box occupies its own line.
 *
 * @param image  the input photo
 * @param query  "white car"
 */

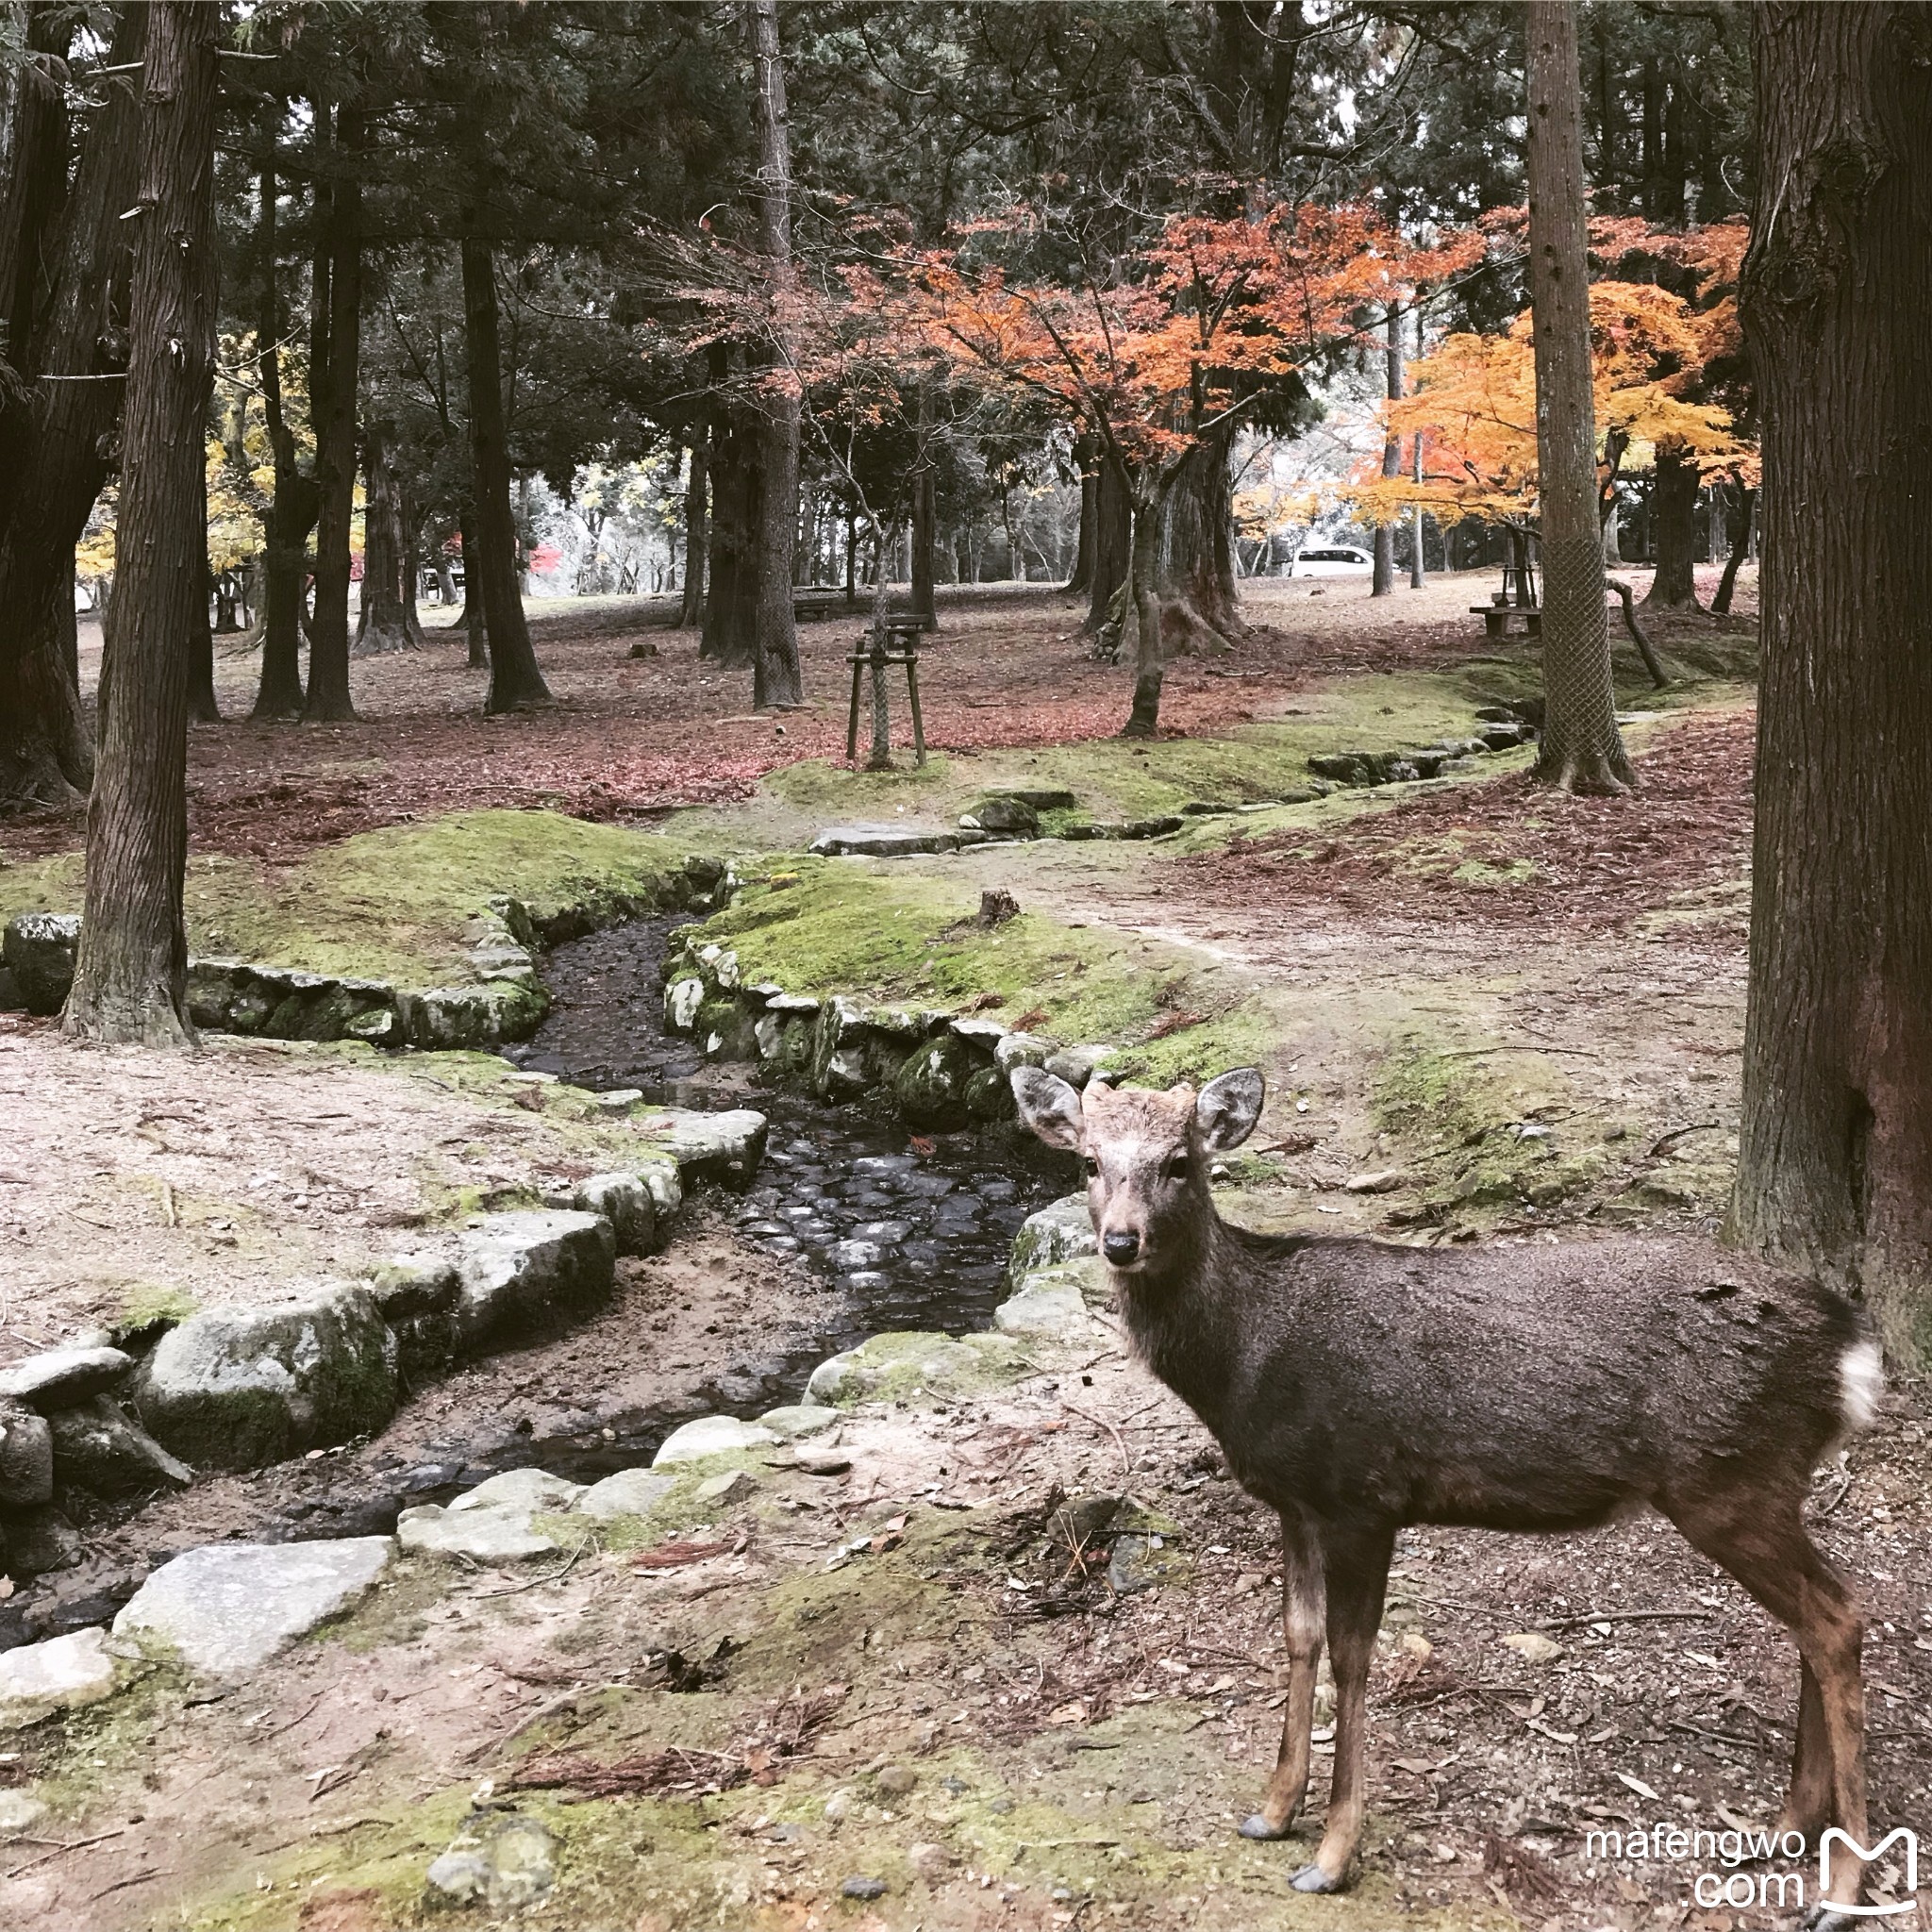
xmin=1290 ymin=544 xmax=1374 ymax=577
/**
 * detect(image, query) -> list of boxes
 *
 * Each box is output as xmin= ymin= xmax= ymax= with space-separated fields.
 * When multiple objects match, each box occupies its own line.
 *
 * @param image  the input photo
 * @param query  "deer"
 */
xmin=1010 ymin=1063 xmax=1881 ymax=1920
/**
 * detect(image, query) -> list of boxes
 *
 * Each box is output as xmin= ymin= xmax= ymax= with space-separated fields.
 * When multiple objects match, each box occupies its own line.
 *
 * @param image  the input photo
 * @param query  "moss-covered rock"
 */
xmin=803 ymin=1329 xmax=1030 ymax=1408
xmin=134 ymin=1286 xmax=398 ymax=1471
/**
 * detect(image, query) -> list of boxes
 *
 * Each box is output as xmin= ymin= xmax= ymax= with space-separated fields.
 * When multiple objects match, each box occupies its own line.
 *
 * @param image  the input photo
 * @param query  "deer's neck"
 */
xmin=1115 ymin=1205 xmax=1250 ymax=1435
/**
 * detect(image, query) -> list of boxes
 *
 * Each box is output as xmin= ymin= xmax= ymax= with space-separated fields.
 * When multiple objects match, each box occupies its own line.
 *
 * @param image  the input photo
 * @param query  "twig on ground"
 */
xmin=1645 ymin=1121 xmax=1723 ymax=1159
xmin=1060 ymin=1401 xmax=1134 ymax=1484
xmin=3 ymin=1827 xmax=127 ymax=1879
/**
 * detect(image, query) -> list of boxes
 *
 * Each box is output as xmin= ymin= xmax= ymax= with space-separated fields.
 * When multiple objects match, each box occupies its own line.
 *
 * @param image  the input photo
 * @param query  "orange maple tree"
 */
xmin=909 ymin=205 xmax=1481 ymax=734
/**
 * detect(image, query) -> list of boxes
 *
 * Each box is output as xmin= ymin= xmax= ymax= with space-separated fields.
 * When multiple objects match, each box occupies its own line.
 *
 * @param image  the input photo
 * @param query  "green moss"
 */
xmin=1372 ymin=1040 xmax=1603 ymax=1217
xmin=118 ymin=1282 xmax=199 ymax=1327
xmin=7 ymin=810 xmax=691 ymax=988
xmin=687 ymin=863 xmax=1269 ymax=1085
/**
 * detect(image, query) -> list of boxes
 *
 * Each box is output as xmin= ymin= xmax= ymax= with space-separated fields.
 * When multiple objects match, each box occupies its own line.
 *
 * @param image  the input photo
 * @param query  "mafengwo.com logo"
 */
xmin=1583 ymin=1820 xmax=1919 ymax=1914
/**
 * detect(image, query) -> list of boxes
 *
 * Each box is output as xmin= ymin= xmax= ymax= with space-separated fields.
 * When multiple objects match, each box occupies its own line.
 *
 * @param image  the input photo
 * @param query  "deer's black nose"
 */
xmin=1103 ymin=1230 xmax=1141 ymax=1266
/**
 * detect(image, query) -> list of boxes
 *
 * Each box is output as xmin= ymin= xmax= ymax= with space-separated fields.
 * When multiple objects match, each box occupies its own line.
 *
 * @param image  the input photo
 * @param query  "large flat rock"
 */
xmin=454 ymin=1210 xmax=616 ymax=1353
xmin=808 ymin=824 xmax=970 ymax=858
xmin=398 ymin=1504 xmax=565 ymax=1561
xmin=0 ymin=1345 xmax=132 ymax=1410
xmin=114 ymin=1538 xmax=394 ymax=1675
xmin=134 ymin=1285 xmax=397 ymax=1471
xmin=0 ymin=1626 xmax=118 ymax=1729
xmin=635 ymin=1108 xmax=768 ymax=1189
xmin=652 ymin=1414 xmax=779 ymax=1466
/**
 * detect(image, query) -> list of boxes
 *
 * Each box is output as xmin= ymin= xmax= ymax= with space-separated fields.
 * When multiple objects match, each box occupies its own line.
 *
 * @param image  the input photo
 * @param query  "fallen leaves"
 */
xmin=631 ymin=1539 xmax=730 ymax=1571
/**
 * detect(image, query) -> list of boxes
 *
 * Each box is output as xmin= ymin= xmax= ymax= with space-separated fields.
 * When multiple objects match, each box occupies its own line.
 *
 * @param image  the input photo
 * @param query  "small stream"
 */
xmin=504 ymin=915 xmax=1065 ymax=1392
xmin=6 ymin=918 xmax=1068 ymax=1645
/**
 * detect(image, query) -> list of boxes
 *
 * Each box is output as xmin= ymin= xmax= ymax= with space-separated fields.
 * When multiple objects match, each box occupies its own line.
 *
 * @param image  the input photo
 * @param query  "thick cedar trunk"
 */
xmin=1733 ymin=2 xmax=1932 ymax=1362
xmin=1151 ymin=428 xmax=1241 ymax=653
xmin=460 ymin=233 xmax=551 ymax=712
xmin=1524 ymin=2 xmax=1632 ymax=793
xmin=1373 ymin=305 xmax=1401 ymax=596
xmin=702 ymin=357 xmax=756 ymax=665
xmin=1710 ymin=485 xmax=1754 ymax=616
xmin=1122 ymin=476 xmax=1164 ymax=739
xmin=910 ymin=460 xmax=937 ymax=631
xmin=354 ymin=419 xmax=418 ymax=653
xmin=252 ymin=140 xmax=314 ymax=719
xmin=748 ymin=0 xmax=803 ymax=708
xmin=0 ymin=5 xmax=148 ymax=810
xmin=65 ymin=0 xmax=216 ymax=1047
xmin=1084 ymin=456 xmax=1131 ymax=637
xmin=1068 ymin=440 xmax=1098 ymax=594
xmin=677 ymin=421 xmax=708 ymax=627
xmin=457 ymin=505 xmax=488 ymax=667
xmin=1409 ymin=309 xmax=1426 ymax=588
xmin=303 ymin=104 xmax=361 ymax=723
xmin=186 ymin=499 xmax=218 ymax=724
xmin=1641 ymin=441 xmax=1701 ymax=608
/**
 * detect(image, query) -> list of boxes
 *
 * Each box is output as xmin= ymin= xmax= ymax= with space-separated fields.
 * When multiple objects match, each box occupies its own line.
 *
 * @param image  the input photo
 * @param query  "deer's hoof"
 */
xmin=1290 ymin=1862 xmax=1346 ymax=1894
xmin=1240 ymin=1814 xmax=1293 ymax=1842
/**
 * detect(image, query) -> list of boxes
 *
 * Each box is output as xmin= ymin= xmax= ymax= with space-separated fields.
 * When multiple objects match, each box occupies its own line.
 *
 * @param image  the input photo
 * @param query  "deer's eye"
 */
xmin=1164 ymin=1154 xmax=1191 ymax=1181
xmin=1084 ymin=1155 xmax=1100 ymax=1179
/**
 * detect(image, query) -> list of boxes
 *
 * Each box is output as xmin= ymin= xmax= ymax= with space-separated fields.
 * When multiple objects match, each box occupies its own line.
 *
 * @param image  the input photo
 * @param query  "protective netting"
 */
xmin=1539 ymin=534 xmax=1632 ymax=786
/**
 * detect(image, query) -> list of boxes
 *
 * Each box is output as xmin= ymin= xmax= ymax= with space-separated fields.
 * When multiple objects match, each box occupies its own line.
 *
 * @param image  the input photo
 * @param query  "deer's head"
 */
xmin=1011 ymin=1066 xmax=1264 ymax=1277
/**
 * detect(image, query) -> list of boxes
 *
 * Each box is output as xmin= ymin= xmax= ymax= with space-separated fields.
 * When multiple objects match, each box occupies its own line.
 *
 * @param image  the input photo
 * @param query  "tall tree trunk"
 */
xmin=303 ymin=103 xmax=361 ymax=724
xmin=1121 ymin=473 xmax=1164 ymax=740
xmin=1151 ymin=426 xmax=1241 ymax=652
xmin=701 ymin=375 xmax=755 ymax=665
xmin=1524 ymin=1 xmax=1632 ymax=793
xmin=1068 ymin=438 xmax=1098 ymax=594
xmin=1733 ymin=1 xmax=1932 ymax=1365
xmin=1641 ymin=441 xmax=1701 ymax=608
xmin=909 ymin=452 xmax=937 ymax=632
xmin=186 ymin=500 xmax=219 ymax=724
xmin=0 ymin=4 xmax=148 ymax=809
xmin=677 ymin=419 xmax=708 ymax=627
xmin=251 ymin=131 xmax=315 ymax=719
xmin=1373 ymin=304 xmax=1402 ymax=596
xmin=1084 ymin=456 xmax=1131 ymax=638
xmin=457 ymin=503 xmax=488 ymax=667
xmin=748 ymin=0 xmax=803 ymax=708
xmin=1408 ymin=308 xmax=1426 ymax=589
xmin=353 ymin=417 xmax=414 ymax=654
xmin=1710 ymin=485 xmax=1754 ymax=616
xmin=65 ymin=0 xmax=216 ymax=1046
xmin=460 ymin=231 xmax=551 ymax=711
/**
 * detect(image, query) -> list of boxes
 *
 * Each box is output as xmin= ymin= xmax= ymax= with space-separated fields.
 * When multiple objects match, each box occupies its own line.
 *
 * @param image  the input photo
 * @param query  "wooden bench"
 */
xmin=1473 ymin=604 xmax=1541 ymax=639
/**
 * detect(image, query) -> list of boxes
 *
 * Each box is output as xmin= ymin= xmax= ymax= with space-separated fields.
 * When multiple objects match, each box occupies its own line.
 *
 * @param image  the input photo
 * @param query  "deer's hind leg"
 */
xmin=1241 ymin=1505 xmax=1325 ymax=1842
xmin=1662 ymin=1489 xmax=1865 ymax=1905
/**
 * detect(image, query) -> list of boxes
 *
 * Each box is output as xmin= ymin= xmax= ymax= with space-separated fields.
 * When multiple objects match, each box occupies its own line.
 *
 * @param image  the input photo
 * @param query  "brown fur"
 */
xmin=1012 ymin=1066 xmax=1874 ymax=1907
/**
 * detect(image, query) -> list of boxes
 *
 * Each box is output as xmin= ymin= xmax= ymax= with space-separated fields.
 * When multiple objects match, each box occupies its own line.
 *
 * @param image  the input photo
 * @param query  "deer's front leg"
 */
xmin=1241 ymin=1507 xmax=1324 ymax=1841
xmin=1291 ymin=1518 xmax=1394 ymax=1894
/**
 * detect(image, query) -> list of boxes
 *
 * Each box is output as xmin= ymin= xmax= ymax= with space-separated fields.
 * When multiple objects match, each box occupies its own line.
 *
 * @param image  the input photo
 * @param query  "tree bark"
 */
xmin=460 ymin=232 xmax=551 ymax=711
xmin=1083 ymin=454 xmax=1132 ymax=638
xmin=1121 ymin=475 xmax=1164 ymax=739
xmin=353 ymin=418 xmax=417 ymax=653
xmin=677 ymin=420 xmax=708 ymax=627
xmin=186 ymin=500 xmax=218 ymax=724
xmin=1373 ymin=304 xmax=1402 ymax=596
xmin=303 ymin=103 xmax=361 ymax=723
xmin=701 ymin=368 xmax=756 ymax=665
xmin=1733 ymin=1 xmax=1932 ymax=1363
xmin=456 ymin=503 xmax=488 ymax=667
xmin=251 ymin=133 xmax=314 ymax=719
xmin=748 ymin=0 xmax=803 ymax=708
xmin=909 ymin=446 xmax=938 ymax=631
xmin=1409 ymin=308 xmax=1426 ymax=588
xmin=1524 ymin=0 xmax=1632 ymax=793
xmin=1068 ymin=439 xmax=1098 ymax=595
xmin=1641 ymin=441 xmax=1702 ymax=608
xmin=0 ymin=4 xmax=148 ymax=810
xmin=65 ymin=0 xmax=216 ymax=1047
xmin=1710 ymin=484 xmax=1754 ymax=616
xmin=1151 ymin=428 xmax=1241 ymax=653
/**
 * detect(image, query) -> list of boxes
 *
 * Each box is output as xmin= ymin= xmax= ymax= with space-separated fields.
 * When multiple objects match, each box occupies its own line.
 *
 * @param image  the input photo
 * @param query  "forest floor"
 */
xmin=6 ymin=563 xmax=1930 ymax=1932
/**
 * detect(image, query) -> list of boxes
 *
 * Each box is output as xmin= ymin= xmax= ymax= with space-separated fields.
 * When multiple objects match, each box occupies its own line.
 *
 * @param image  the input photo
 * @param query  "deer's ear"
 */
xmin=1010 ymin=1067 xmax=1085 ymax=1151
xmin=1196 ymin=1067 xmax=1264 ymax=1151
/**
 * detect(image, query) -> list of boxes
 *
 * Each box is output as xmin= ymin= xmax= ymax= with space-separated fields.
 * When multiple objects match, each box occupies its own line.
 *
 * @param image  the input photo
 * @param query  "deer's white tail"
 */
xmin=1838 ymin=1339 xmax=1884 ymax=1434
